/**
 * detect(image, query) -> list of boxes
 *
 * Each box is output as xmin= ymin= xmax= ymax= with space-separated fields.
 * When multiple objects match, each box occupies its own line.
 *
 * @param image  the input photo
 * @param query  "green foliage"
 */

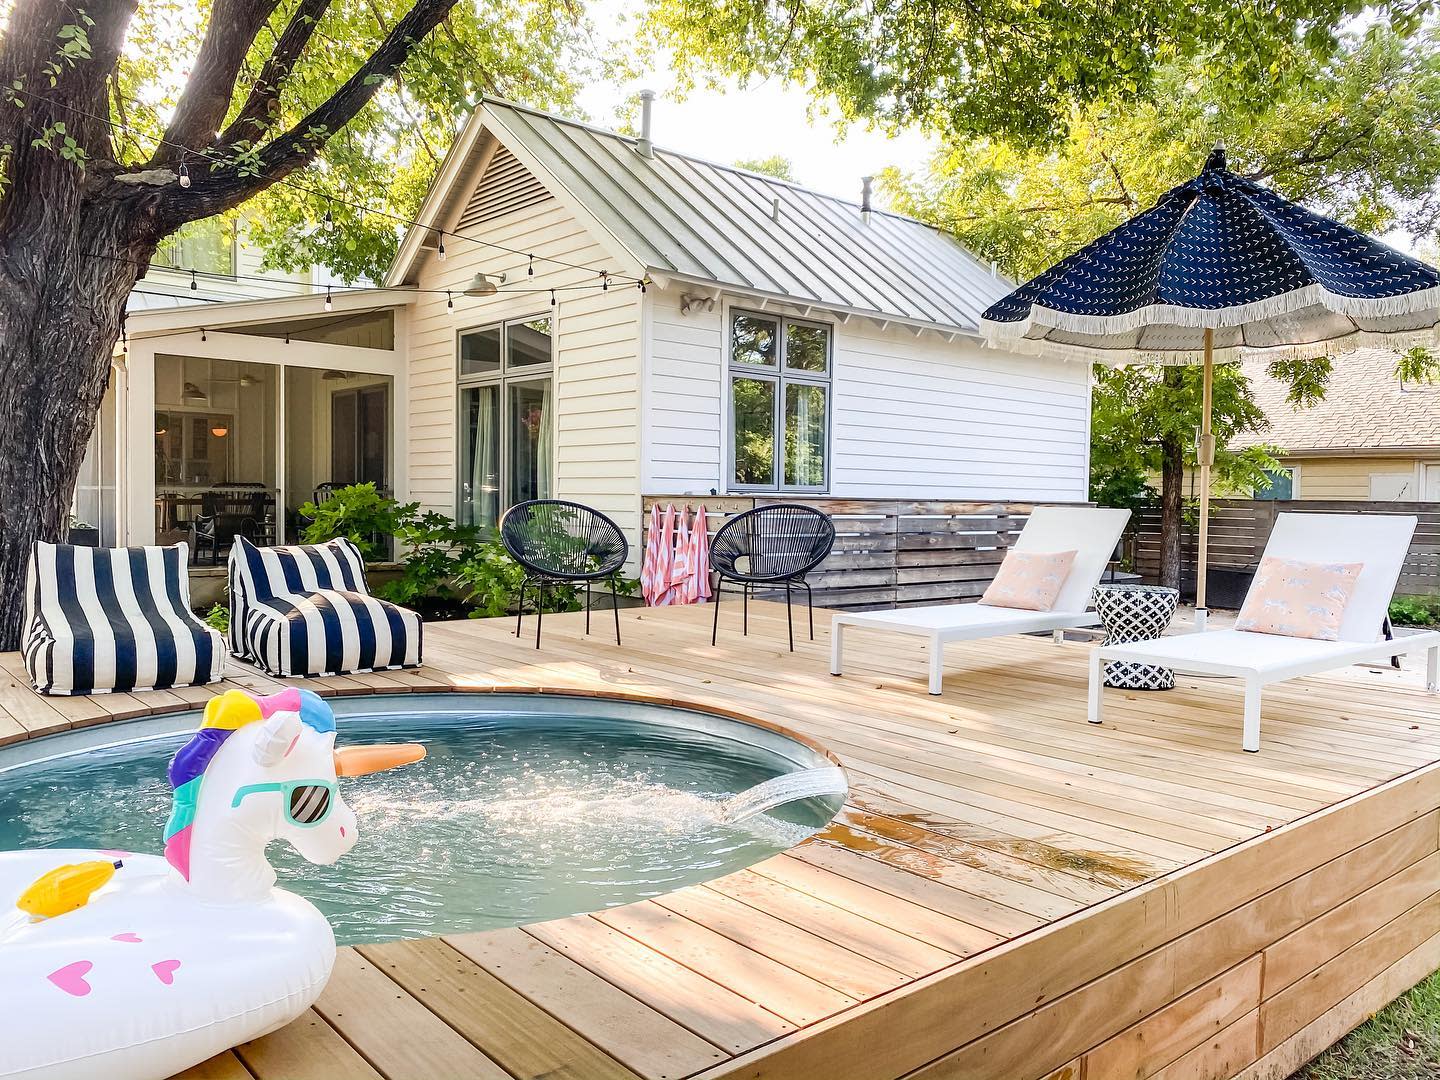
xmin=643 ymin=0 xmax=1425 ymax=147
xmin=1089 ymin=364 xmax=1283 ymax=512
xmin=299 ymin=483 xmax=409 ymax=562
xmin=294 ymin=482 xmax=633 ymax=620
xmin=882 ymin=26 xmax=1440 ymax=280
xmin=1388 ymin=595 xmax=1440 ymax=628
xmin=734 ymin=155 xmax=796 ymax=181
xmin=202 ymin=603 xmax=229 ymax=634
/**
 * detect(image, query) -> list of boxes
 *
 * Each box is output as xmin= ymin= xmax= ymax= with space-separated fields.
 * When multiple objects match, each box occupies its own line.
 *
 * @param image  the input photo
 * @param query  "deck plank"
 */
xmin=355 ymin=936 xmax=644 ymax=1080
xmin=4 ymin=600 xmax=1439 ymax=1080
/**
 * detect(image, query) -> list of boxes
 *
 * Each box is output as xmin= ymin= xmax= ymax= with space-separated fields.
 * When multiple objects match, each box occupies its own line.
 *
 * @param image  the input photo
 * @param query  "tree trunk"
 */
xmin=1157 ymin=367 xmax=1188 ymax=592
xmin=0 ymin=203 xmax=151 ymax=650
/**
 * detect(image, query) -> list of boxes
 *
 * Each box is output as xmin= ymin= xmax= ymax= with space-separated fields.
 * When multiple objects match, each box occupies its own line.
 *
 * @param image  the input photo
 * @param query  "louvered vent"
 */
xmin=455 ymin=145 xmax=551 ymax=231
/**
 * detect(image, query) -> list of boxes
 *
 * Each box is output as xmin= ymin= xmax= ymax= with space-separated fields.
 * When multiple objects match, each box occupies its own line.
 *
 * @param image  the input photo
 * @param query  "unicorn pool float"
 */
xmin=0 ymin=687 xmax=424 ymax=1080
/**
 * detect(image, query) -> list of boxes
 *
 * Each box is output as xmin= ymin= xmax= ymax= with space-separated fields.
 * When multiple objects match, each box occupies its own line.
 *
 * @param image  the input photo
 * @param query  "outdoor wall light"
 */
xmin=211 ymin=424 xmax=229 ymax=438
xmin=463 ymin=271 xmax=506 ymax=297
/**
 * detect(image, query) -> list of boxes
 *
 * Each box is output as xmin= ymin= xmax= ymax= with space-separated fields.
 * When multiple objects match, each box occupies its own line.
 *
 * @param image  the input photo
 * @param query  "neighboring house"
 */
xmin=93 ymin=98 xmax=1094 ymax=568
xmin=1233 ymin=349 xmax=1440 ymax=502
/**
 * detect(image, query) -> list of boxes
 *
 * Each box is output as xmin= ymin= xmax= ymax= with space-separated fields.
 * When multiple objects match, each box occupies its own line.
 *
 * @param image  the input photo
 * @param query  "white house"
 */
xmin=96 ymin=98 xmax=1092 ymax=568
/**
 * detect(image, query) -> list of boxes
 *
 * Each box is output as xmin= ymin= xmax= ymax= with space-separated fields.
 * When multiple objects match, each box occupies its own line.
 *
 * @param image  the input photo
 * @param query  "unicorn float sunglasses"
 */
xmin=230 ymin=743 xmax=424 ymax=826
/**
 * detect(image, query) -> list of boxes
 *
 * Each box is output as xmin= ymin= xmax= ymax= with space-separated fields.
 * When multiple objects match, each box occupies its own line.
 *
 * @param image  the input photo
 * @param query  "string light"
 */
xmin=601 ymin=270 xmax=609 ymax=292
xmin=437 ymin=233 xmax=446 ymax=262
xmin=527 ymin=254 xmax=534 ymax=277
xmin=177 ymin=163 xmax=190 ymax=189
xmin=189 ymin=270 xmax=197 ymax=291
xmin=324 ymin=285 xmax=333 ymax=312
xmin=550 ymin=289 xmax=556 ymax=306
xmin=322 ymin=207 xmax=333 ymax=228
xmin=446 ymin=290 xmax=454 ymax=314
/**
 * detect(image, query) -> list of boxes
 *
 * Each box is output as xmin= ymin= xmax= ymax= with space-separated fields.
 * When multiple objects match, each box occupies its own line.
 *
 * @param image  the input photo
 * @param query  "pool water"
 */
xmin=0 ymin=696 xmax=842 ymax=945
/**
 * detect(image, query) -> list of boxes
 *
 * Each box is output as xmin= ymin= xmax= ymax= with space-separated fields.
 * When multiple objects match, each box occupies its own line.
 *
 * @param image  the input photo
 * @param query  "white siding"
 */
xmin=642 ymin=284 xmax=1090 ymax=501
xmin=407 ymin=193 xmax=642 ymax=552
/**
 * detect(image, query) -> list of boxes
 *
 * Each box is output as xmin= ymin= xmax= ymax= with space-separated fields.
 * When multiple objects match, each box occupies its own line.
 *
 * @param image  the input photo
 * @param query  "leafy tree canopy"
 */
xmin=734 ymin=154 xmax=796 ymax=181
xmin=640 ymin=0 xmax=1429 ymax=147
xmin=44 ymin=0 xmax=594 ymax=282
xmin=881 ymin=25 xmax=1440 ymax=281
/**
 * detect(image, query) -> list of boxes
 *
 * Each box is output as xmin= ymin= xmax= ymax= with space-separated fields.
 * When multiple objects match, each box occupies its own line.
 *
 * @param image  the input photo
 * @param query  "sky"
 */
xmin=574 ymin=5 xmax=938 ymax=206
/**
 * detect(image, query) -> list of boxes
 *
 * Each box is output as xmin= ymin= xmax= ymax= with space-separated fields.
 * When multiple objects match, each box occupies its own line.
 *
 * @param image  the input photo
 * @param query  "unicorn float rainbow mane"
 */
xmin=163 ymin=689 xmax=337 ymax=881
xmin=0 ymin=686 xmax=425 ymax=1080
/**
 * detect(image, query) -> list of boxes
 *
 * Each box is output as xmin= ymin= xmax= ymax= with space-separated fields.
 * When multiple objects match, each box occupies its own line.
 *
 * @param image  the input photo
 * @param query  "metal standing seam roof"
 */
xmin=481 ymin=98 xmax=1012 ymax=334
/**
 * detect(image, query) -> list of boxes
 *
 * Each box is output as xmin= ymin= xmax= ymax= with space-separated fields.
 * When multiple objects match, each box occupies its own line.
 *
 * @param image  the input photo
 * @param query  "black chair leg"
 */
xmin=785 ymin=581 xmax=794 ymax=652
xmin=585 ymin=580 xmax=592 ymax=635
xmin=535 ymin=582 xmax=544 ymax=649
xmin=711 ymin=582 xmax=722 ymax=646
xmin=742 ymin=583 xmax=749 ymax=636
xmin=516 ymin=579 xmax=527 ymax=639
xmin=610 ymin=575 xmax=622 ymax=646
xmin=804 ymin=580 xmax=815 ymax=640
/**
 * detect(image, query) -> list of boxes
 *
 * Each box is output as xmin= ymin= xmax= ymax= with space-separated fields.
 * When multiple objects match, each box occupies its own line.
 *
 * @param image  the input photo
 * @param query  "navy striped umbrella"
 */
xmin=979 ymin=146 xmax=1440 ymax=621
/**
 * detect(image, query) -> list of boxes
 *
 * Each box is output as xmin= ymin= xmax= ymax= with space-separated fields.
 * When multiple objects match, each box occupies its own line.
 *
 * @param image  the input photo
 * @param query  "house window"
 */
xmin=728 ymin=311 xmax=831 ymax=491
xmin=1253 ymin=467 xmax=1295 ymax=500
xmin=154 ymin=218 xmax=237 ymax=278
xmin=457 ymin=316 xmax=553 ymax=530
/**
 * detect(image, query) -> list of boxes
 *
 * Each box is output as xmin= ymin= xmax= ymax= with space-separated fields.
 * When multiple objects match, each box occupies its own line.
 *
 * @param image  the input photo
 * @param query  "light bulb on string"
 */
xmin=550 ymin=289 xmax=556 ymax=307
xmin=446 ymin=291 xmax=454 ymax=314
xmin=177 ymin=164 xmax=190 ymax=189
xmin=324 ymin=285 xmax=333 ymax=312
xmin=527 ymin=254 xmax=534 ymax=277
xmin=600 ymin=270 xmax=609 ymax=292
xmin=437 ymin=233 xmax=446 ymax=262
xmin=189 ymin=270 xmax=197 ymax=291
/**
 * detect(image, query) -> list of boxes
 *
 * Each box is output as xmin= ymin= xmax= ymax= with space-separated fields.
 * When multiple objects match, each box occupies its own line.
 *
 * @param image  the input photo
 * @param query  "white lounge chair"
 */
xmin=830 ymin=506 xmax=1132 ymax=695
xmin=1088 ymin=512 xmax=1440 ymax=753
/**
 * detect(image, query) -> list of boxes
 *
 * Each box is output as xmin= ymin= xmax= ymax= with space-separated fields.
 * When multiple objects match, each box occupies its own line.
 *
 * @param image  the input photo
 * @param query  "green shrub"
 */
xmin=299 ymin=483 xmax=412 ymax=561
xmin=1389 ymin=595 xmax=1440 ymax=628
xmin=202 ymin=603 xmax=229 ymax=634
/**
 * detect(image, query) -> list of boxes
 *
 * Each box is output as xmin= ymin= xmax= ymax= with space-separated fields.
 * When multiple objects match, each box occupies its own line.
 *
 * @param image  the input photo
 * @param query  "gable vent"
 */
xmin=455 ymin=145 xmax=552 ymax=231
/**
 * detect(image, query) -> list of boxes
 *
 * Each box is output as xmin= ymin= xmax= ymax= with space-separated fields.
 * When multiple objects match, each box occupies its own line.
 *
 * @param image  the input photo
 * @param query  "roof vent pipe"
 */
xmin=636 ymin=89 xmax=656 ymax=159
xmin=771 ymin=196 xmax=781 ymax=223
xmin=860 ymin=176 xmax=873 ymax=225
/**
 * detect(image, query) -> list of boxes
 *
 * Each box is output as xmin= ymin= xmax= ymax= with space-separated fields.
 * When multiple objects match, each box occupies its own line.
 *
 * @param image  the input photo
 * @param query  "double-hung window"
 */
xmin=728 ymin=311 xmax=831 ymax=491
xmin=456 ymin=316 xmax=554 ymax=530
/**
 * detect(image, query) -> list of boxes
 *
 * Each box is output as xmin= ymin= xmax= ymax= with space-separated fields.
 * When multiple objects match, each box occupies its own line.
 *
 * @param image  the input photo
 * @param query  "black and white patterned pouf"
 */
xmin=1093 ymin=584 xmax=1180 ymax=690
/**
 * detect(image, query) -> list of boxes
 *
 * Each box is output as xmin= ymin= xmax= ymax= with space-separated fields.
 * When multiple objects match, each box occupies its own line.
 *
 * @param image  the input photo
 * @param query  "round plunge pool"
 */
xmin=0 ymin=693 xmax=844 ymax=945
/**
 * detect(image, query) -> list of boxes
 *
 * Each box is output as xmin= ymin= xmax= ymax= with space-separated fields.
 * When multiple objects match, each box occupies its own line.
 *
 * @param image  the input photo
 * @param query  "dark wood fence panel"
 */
xmin=1133 ymin=499 xmax=1440 ymax=599
xmin=641 ymin=496 xmax=1086 ymax=610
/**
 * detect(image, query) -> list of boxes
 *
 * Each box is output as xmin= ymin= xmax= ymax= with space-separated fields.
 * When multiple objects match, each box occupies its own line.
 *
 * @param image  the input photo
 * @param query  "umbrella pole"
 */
xmin=1195 ymin=327 xmax=1215 ymax=632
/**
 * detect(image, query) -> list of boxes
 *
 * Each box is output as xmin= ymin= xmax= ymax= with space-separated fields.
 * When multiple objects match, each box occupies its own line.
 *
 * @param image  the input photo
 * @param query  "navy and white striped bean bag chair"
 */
xmin=23 ymin=541 xmax=224 ymax=695
xmin=228 ymin=536 xmax=422 ymax=677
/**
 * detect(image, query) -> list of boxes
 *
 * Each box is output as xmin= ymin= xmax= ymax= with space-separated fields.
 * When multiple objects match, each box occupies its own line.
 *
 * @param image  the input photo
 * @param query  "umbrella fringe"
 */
xmin=990 ymin=325 xmax=1440 ymax=368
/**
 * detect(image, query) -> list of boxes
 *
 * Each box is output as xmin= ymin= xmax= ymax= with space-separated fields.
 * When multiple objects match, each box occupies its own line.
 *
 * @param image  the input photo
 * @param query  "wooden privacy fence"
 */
xmin=641 ymin=496 xmax=1088 ymax=610
xmin=1133 ymin=499 xmax=1440 ymax=599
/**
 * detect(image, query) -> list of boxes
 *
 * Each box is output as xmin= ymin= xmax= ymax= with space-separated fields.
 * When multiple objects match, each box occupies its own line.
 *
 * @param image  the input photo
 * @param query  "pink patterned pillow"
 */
xmin=979 ymin=550 xmax=1078 ymax=612
xmin=1235 ymin=557 xmax=1363 ymax=641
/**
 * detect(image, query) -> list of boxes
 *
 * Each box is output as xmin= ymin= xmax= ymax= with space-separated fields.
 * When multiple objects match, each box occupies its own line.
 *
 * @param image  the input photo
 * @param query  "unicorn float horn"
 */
xmin=335 ymin=743 xmax=426 ymax=776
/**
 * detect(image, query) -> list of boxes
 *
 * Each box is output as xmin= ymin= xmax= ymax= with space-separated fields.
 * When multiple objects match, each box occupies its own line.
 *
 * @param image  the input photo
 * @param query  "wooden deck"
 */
xmin=3 ymin=601 xmax=1440 ymax=1080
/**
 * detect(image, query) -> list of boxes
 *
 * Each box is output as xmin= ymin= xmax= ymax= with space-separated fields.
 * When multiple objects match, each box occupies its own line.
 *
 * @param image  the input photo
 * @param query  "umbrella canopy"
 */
xmin=979 ymin=146 xmax=1440 ymax=621
xmin=981 ymin=147 xmax=1440 ymax=365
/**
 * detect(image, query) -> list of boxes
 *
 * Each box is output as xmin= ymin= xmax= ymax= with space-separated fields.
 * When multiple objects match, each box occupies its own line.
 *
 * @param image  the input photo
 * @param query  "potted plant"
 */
xmin=68 ymin=516 xmax=99 ymax=546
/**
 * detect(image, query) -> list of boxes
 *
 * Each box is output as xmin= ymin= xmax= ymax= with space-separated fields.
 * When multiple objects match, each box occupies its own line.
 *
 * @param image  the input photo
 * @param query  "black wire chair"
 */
xmin=709 ymin=504 xmax=835 ymax=651
xmin=499 ymin=499 xmax=629 ymax=648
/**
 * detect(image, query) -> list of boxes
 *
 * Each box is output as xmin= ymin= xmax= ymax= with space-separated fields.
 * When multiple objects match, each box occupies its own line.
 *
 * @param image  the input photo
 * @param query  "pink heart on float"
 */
xmin=151 ymin=959 xmax=181 ymax=985
xmin=111 ymin=932 xmax=142 ymax=944
xmin=46 ymin=961 xmax=93 ymax=997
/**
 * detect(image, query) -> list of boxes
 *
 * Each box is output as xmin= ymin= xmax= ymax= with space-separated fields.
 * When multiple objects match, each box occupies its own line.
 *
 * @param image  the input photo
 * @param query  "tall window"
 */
xmin=155 ymin=218 xmax=237 ymax=277
xmin=728 ymin=311 xmax=831 ymax=491
xmin=457 ymin=316 xmax=554 ymax=530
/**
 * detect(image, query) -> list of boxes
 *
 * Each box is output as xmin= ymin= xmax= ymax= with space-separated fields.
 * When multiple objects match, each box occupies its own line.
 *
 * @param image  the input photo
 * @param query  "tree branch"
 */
xmin=218 ymin=0 xmax=331 ymax=146
xmin=151 ymin=0 xmax=283 ymax=165
xmin=158 ymin=0 xmax=458 ymax=226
